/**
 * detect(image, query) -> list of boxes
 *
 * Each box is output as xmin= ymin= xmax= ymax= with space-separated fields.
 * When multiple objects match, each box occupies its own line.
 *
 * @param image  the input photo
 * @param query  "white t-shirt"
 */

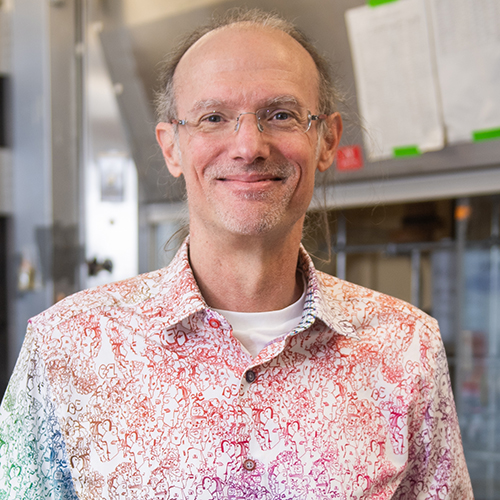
xmin=213 ymin=285 xmax=306 ymax=358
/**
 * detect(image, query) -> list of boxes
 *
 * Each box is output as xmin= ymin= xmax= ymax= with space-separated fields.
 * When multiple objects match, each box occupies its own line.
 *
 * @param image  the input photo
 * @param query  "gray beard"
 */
xmin=203 ymin=159 xmax=298 ymax=235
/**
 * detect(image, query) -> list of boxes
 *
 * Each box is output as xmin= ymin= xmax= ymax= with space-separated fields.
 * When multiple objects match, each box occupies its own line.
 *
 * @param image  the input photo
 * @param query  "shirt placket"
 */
xmin=199 ymin=267 xmax=322 ymax=478
xmin=236 ymin=318 xmax=317 ymax=476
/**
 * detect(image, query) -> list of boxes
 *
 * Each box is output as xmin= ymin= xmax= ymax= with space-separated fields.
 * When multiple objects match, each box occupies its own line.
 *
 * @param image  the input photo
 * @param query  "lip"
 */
xmin=216 ymin=173 xmax=285 ymax=182
xmin=213 ymin=175 xmax=285 ymax=197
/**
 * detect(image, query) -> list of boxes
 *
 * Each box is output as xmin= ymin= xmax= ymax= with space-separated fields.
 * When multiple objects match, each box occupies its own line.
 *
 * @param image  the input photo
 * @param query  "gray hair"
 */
xmin=155 ymin=8 xmax=341 ymax=123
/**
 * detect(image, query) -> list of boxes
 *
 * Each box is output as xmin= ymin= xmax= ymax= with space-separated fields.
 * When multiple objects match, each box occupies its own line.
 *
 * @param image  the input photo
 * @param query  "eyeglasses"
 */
xmin=170 ymin=106 xmax=327 ymax=138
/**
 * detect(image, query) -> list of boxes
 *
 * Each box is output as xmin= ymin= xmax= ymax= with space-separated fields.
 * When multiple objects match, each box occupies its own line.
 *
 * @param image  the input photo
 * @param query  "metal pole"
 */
xmin=454 ymin=198 xmax=470 ymax=422
xmin=75 ymin=0 xmax=87 ymax=292
xmin=486 ymin=196 xmax=500 ymax=499
xmin=336 ymin=212 xmax=346 ymax=280
xmin=411 ymin=248 xmax=421 ymax=308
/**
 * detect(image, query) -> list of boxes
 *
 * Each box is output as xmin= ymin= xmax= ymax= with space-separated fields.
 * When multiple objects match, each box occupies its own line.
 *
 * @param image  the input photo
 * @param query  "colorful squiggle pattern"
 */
xmin=0 ymin=241 xmax=473 ymax=499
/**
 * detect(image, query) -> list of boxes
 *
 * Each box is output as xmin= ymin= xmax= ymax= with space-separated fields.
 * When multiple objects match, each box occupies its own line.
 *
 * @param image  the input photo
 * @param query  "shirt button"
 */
xmin=243 ymin=459 xmax=256 ymax=471
xmin=208 ymin=318 xmax=220 ymax=329
xmin=245 ymin=370 xmax=256 ymax=383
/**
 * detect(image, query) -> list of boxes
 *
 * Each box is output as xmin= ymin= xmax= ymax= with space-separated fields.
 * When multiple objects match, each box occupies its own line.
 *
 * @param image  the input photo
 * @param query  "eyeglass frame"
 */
xmin=169 ymin=107 xmax=328 ymax=136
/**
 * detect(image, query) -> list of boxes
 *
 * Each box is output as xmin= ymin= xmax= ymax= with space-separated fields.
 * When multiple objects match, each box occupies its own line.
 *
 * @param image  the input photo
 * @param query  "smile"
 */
xmin=216 ymin=174 xmax=286 ymax=182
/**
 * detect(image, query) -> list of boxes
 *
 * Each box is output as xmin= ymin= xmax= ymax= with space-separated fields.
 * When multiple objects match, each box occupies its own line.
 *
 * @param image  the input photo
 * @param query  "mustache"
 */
xmin=205 ymin=159 xmax=295 ymax=180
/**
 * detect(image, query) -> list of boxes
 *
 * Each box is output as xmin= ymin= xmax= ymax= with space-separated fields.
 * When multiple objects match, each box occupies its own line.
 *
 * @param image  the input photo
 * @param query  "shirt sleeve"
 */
xmin=0 ymin=322 xmax=78 ymax=500
xmin=393 ymin=340 xmax=474 ymax=499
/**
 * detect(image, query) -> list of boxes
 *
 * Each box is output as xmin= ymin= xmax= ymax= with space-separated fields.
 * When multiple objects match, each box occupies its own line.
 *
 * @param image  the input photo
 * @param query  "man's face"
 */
xmin=157 ymin=25 xmax=341 ymax=239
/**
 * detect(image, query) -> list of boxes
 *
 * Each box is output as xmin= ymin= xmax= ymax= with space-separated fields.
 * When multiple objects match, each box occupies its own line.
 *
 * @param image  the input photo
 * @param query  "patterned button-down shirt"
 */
xmin=0 ymin=240 xmax=473 ymax=499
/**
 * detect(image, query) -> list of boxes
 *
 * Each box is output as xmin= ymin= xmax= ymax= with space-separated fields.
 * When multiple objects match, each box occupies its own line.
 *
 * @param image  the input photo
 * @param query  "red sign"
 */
xmin=336 ymin=145 xmax=364 ymax=171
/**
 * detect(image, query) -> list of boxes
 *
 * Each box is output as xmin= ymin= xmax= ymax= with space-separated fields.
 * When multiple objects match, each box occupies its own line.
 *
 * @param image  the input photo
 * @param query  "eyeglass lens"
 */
xmin=181 ymin=106 xmax=313 ymax=136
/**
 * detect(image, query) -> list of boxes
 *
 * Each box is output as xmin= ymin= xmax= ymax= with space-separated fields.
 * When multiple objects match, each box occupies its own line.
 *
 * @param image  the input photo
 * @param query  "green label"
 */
xmin=472 ymin=127 xmax=500 ymax=142
xmin=393 ymin=145 xmax=421 ymax=157
xmin=369 ymin=0 xmax=399 ymax=7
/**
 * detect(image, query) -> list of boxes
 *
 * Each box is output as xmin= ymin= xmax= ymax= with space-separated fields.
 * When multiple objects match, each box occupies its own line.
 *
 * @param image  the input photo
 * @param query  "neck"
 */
xmin=188 ymin=223 xmax=304 ymax=312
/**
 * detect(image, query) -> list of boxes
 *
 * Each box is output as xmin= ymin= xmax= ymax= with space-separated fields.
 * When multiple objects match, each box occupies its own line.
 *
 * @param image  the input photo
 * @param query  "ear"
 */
xmin=316 ymin=112 xmax=343 ymax=173
xmin=156 ymin=122 xmax=183 ymax=178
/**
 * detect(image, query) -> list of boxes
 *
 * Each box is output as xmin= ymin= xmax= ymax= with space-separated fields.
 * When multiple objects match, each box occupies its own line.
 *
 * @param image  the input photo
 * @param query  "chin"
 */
xmin=217 ymin=214 xmax=280 ymax=236
xmin=216 ymin=209 xmax=298 ymax=237
xmin=224 ymin=219 xmax=278 ymax=236
xmin=210 ymin=195 xmax=305 ymax=237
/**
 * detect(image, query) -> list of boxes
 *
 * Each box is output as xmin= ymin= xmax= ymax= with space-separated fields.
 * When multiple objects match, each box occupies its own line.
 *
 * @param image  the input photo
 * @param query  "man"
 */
xmin=0 ymin=9 xmax=472 ymax=499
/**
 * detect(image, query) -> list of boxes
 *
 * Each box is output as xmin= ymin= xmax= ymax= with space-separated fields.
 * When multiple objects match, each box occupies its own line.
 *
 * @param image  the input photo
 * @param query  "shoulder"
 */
xmin=29 ymin=267 xmax=170 ymax=333
xmin=315 ymin=270 xmax=441 ymax=362
xmin=314 ymin=271 xmax=445 ymax=391
xmin=317 ymin=270 xmax=437 ymax=329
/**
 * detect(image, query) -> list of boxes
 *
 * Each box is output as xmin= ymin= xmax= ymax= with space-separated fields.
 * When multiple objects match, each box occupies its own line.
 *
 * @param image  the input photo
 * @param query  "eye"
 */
xmin=205 ymin=114 xmax=223 ymax=123
xmin=265 ymin=108 xmax=300 ymax=124
xmin=199 ymin=112 xmax=227 ymax=124
xmin=273 ymin=110 xmax=292 ymax=121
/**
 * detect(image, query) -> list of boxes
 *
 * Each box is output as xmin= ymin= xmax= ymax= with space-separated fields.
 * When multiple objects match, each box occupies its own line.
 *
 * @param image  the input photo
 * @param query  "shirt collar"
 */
xmin=159 ymin=238 xmax=357 ymax=339
xmin=154 ymin=237 xmax=207 ymax=326
xmin=297 ymin=245 xmax=359 ymax=340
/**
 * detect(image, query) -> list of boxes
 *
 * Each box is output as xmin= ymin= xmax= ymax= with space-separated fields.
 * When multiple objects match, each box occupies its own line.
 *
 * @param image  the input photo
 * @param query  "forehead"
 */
xmin=173 ymin=24 xmax=320 ymax=112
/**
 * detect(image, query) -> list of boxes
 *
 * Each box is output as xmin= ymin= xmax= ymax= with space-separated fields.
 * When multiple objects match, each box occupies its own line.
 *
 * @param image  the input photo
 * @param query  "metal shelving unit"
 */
xmin=328 ymin=195 xmax=500 ymax=499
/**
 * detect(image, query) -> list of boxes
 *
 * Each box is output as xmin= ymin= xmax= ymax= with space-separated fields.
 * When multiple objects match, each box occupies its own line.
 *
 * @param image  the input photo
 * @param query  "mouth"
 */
xmin=207 ymin=161 xmax=294 ymax=191
xmin=217 ymin=174 xmax=285 ymax=183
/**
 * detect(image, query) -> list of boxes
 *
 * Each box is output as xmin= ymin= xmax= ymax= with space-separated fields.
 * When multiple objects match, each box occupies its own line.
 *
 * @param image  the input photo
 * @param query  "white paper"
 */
xmin=345 ymin=0 xmax=444 ymax=161
xmin=428 ymin=0 xmax=500 ymax=143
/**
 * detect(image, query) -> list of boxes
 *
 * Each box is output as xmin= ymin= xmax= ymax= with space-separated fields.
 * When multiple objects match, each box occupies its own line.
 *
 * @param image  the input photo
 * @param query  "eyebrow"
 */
xmin=262 ymin=95 xmax=301 ymax=108
xmin=188 ymin=95 xmax=303 ymax=114
xmin=190 ymin=99 xmax=225 ymax=113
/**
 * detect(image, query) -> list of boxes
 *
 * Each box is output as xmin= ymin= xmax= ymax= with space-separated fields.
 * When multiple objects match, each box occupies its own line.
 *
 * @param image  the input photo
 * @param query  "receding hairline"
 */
xmin=173 ymin=22 xmax=321 ymax=101
xmin=177 ymin=21 xmax=316 ymax=65
xmin=155 ymin=8 xmax=341 ymax=123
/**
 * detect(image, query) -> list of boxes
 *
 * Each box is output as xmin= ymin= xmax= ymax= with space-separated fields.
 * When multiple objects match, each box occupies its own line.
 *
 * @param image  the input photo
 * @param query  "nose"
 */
xmin=228 ymin=113 xmax=271 ymax=164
